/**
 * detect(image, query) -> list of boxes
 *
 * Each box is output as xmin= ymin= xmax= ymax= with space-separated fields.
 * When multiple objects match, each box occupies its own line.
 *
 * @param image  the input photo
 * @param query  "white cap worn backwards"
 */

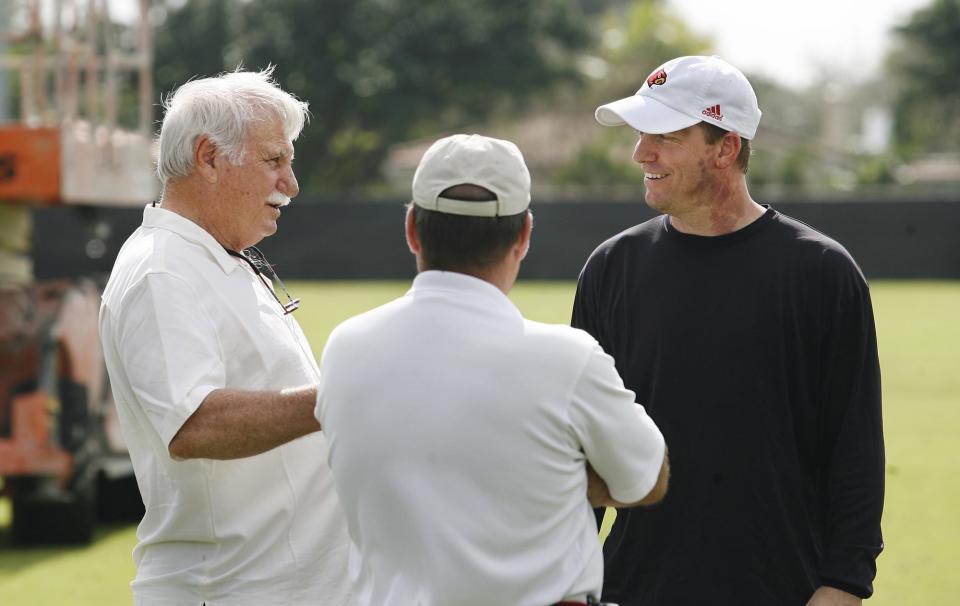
xmin=412 ymin=134 xmax=531 ymax=217
xmin=595 ymin=55 xmax=762 ymax=140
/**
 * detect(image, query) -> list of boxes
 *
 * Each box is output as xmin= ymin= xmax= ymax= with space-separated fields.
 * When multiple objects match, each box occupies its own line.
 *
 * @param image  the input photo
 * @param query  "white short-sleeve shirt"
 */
xmin=99 ymin=205 xmax=350 ymax=606
xmin=315 ymin=271 xmax=665 ymax=606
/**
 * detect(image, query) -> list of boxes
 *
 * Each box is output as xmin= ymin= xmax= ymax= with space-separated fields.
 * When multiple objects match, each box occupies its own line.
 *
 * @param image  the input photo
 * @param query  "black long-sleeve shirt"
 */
xmin=572 ymin=207 xmax=884 ymax=605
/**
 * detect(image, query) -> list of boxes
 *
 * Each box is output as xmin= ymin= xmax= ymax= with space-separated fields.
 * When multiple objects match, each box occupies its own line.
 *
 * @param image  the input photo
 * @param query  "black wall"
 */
xmin=31 ymin=199 xmax=960 ymax=281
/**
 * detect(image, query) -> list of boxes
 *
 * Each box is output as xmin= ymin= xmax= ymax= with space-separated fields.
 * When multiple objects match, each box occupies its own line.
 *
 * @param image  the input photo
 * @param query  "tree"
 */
xmin=588 ymin=0 xmax=710 ymax=103
xmin=887 ymin=0 xmax=960 ymax=157
xmin=153 ymin=0 xmax=590 ymax=191
xmin=153 ymin=0 xmax=236 ymax=98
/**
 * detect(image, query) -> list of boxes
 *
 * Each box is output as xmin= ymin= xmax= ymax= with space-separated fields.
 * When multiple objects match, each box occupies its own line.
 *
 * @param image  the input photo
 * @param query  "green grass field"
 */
xmin=1 ymin=280 xmax=958 ymax=604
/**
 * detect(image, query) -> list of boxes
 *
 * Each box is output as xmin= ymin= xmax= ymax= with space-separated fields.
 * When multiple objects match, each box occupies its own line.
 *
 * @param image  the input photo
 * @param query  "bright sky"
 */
xmin=667 ymin=0 xmax=931 ymax=88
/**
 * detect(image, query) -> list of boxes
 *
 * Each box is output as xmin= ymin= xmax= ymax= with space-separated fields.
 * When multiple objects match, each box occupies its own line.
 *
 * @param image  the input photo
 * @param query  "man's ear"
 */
xmin=194 ymin=135 xmax=220 ymax=183
xmin=716 ymin=132 xmax=742 ymax=170
xmin=405 ymin=205 xmax=421 ymax=255
xmin=515 ymin=211 xmax=533 ymax=261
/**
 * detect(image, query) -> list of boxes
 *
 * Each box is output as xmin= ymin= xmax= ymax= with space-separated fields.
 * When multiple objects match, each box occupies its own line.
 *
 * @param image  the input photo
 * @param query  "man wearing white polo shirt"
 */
xmin=315 ymin=134 xmax=670 ymax=606
xmin=99 ymin=68 xmax=349 ymax=605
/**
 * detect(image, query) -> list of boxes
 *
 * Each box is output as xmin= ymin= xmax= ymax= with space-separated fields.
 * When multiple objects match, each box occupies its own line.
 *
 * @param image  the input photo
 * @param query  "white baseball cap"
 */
xmin=595 ymin=55 xmax=762 ymax=140
xmin=412 ymin=134 xmax=531 ymax=217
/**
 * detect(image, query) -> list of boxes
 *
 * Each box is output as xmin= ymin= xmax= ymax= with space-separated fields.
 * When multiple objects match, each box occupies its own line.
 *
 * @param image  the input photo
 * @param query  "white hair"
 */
xmin=156 ymin=66 xmax=310 ymax=185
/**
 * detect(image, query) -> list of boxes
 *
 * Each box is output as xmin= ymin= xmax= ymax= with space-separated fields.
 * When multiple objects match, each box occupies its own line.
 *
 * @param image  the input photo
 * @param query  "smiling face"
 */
xmin=207 ymin=115 xmax=299 ymax=251
xmin=632 ymin=124 xmax=722 ymax=218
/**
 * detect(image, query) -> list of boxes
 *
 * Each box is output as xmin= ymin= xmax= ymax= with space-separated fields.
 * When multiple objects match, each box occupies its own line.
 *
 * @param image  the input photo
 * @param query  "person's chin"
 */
xmin=643 ymin=191 xmax=668 ymax=213
xmin=255 ymin=221 xmax=279 ymax=242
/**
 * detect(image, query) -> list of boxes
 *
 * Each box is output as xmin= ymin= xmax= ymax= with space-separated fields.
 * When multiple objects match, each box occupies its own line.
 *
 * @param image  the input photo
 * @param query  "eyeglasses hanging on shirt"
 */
xmin=147 ymin=201 xmax=300 ymax=315
xmin=225 ymin=246 xmax=301 ymax=315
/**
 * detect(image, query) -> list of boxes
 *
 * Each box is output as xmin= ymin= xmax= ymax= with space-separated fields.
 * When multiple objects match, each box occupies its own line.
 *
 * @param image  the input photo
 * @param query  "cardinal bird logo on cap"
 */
xmin=646 ymin=69 xmax=667 ymax=87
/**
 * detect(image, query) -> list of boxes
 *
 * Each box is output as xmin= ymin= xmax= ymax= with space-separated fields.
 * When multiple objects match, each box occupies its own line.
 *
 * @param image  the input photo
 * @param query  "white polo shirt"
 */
xmin=99 ymin=205 xmax=350 ymax=606
xmin=315 ymin=271 xmax=665 ymax=606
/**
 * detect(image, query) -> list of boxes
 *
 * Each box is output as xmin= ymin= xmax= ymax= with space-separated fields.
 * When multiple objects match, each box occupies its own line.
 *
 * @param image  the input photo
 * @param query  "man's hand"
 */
xmin=586 ymin=463 xmax=612 ymax=507
xmin=805 ymin=586 xmax=862 ymax=606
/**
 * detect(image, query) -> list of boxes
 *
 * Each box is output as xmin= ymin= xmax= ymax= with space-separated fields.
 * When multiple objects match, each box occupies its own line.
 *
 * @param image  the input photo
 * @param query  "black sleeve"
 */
xmin=571 ymin=250 xmax=607 ymax=347
xmin=572 ymin=250 xmax=610 ymax=532
xmin=816 ymin=251 xmax=885 ymax=598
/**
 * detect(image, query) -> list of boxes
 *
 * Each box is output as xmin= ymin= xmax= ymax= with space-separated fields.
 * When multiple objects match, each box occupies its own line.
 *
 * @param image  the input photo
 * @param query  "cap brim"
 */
xmin=595 ymin=94 xmax=700 ymax=134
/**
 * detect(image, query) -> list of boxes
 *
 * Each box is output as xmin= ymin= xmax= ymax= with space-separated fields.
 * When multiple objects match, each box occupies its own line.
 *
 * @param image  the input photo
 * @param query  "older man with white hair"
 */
xmin=99 ymin=68 xmax=350 ymax=605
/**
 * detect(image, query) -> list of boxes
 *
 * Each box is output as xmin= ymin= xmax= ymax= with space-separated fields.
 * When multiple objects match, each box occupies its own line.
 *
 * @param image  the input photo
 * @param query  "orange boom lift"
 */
xmin=0 ymin=0 xmax=156 ymax=544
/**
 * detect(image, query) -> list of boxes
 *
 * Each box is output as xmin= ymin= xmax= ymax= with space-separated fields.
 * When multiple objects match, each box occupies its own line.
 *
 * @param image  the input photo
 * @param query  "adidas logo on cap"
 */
xmin=702 ymin=105 xmax=723 ymax=121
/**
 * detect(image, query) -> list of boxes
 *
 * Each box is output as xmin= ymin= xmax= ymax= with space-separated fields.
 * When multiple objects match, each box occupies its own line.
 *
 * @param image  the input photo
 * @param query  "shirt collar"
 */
xmin=409 ymin=270 xmax=523 ymax=320
xmin=142 ymin=204 xmax=243 ymax=274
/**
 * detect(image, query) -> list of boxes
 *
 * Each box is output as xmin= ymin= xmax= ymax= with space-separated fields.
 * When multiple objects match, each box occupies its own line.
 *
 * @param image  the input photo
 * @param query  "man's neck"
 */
xmin=158 ymin=181 xmax=202 ymax=224
xmin=667 ymin=174 xmax=765 ymax=236
xmin=158 ymin=182 xmax=238 ymax=250
xmin=418 ymin=261 xmax=517 ymax=295
xmin=669 ymin=198 xmax=765 ymax=236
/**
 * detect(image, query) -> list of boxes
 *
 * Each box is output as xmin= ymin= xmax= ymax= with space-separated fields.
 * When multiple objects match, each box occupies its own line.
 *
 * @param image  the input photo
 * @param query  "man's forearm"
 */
xmin=168 ymin=386 xmax=321 ymax=460
xmin=587 ymin=452 xmax=670 ymax=508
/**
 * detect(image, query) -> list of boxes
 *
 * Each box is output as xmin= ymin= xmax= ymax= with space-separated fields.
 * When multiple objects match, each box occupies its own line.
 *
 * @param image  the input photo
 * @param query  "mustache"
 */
xmin=267 ymin=191 xmax=291 ymax=207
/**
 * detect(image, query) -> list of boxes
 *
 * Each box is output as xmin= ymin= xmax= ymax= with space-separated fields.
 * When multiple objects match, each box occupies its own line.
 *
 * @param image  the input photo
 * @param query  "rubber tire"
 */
xmin=11 ymin=480 xmax=97 ymax=545
xmin=97 ymin=473 xmax=144 ymax=523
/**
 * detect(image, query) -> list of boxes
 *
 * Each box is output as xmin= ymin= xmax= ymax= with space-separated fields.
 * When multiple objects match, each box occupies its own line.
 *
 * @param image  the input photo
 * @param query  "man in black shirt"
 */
xmin=573 ymin=55 xmax=885 ymax=605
